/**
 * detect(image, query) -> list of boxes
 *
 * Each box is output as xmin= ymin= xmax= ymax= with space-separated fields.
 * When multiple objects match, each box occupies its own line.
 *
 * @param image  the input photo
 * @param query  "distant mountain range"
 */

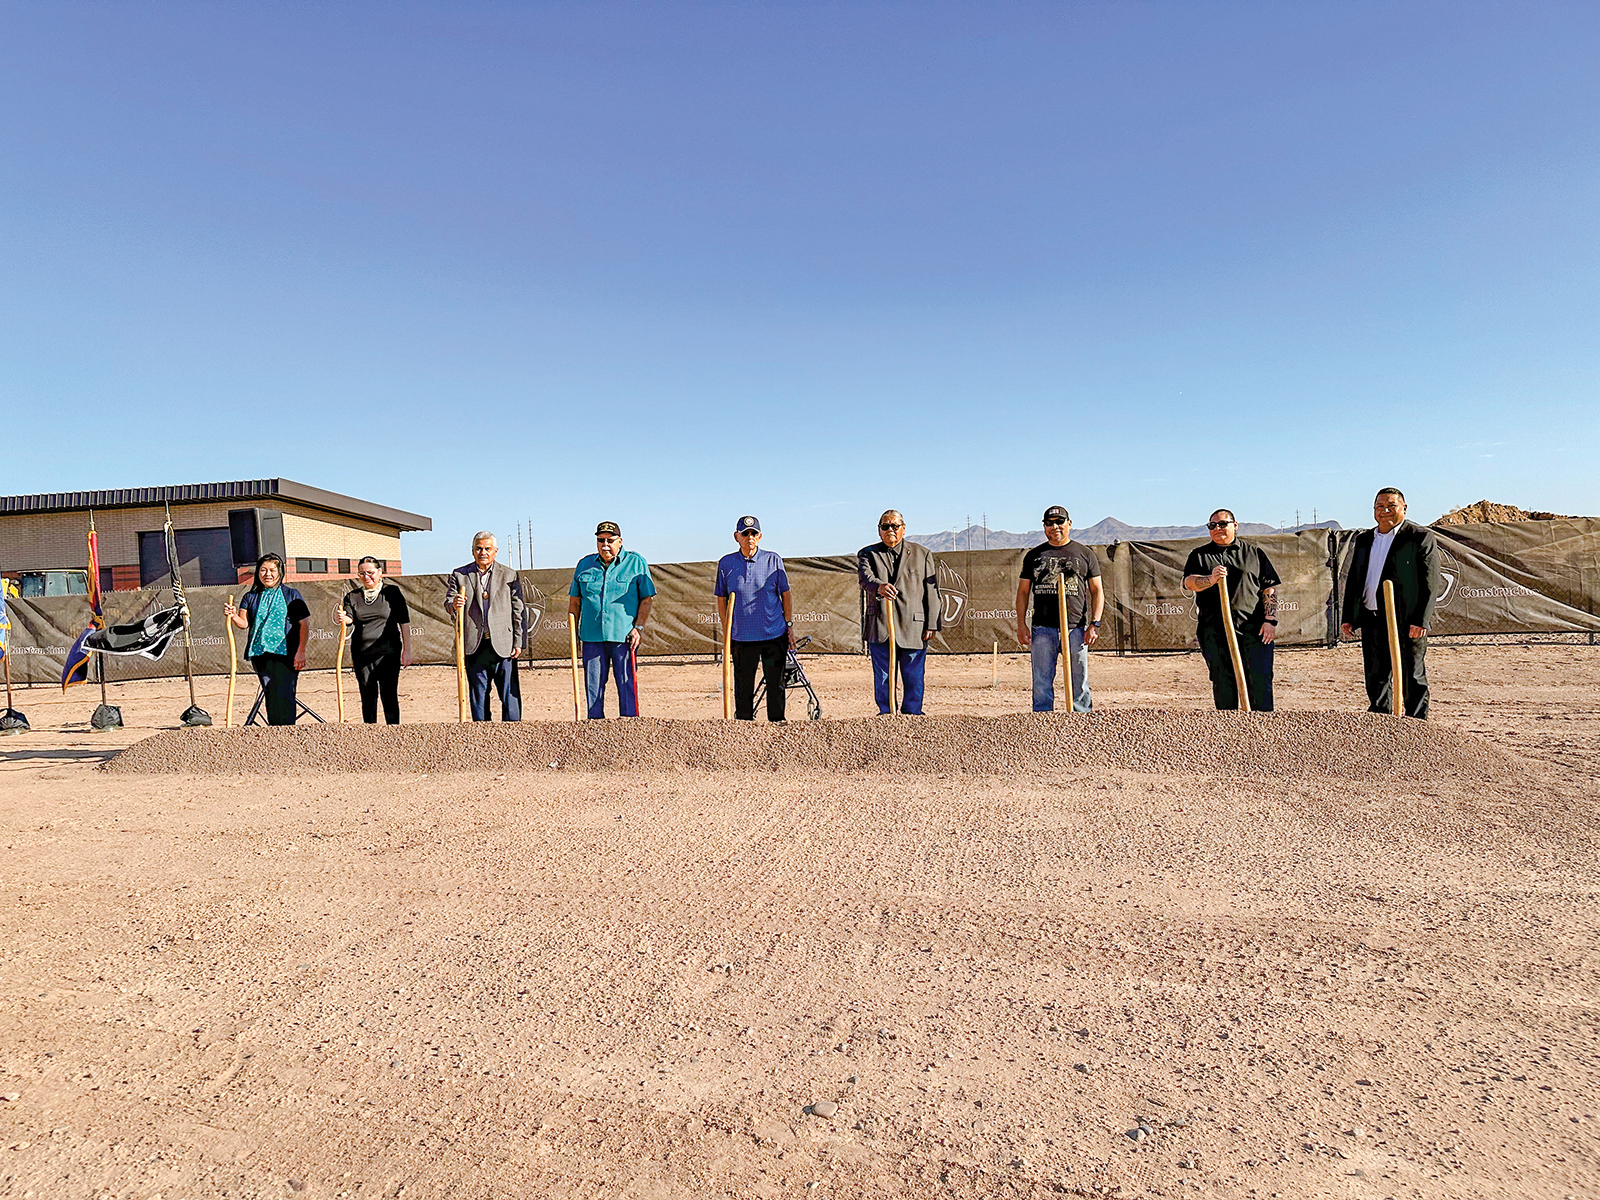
xmin=908 ymin=518 xmax=1341 ymax=552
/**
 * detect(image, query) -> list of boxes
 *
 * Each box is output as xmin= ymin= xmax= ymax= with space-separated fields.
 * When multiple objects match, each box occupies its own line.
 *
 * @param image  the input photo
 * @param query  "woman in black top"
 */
xmin=336 ymin=556 xmax=412 ymax=724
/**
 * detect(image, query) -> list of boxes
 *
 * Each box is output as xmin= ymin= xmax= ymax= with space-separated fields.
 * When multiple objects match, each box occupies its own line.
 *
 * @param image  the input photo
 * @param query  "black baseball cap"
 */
xmin=595 ymin=521 xmax=621 ymax=537
xmin=1043 ymin=505 xmax=1069 ymax=523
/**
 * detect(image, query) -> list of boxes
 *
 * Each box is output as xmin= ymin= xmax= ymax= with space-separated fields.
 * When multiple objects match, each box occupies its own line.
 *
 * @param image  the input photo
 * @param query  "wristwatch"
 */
xmin=1262 ymin=619 xmax=1278 ymax=626
xmin=1090 ymin=620 xmax=1101 ymax=627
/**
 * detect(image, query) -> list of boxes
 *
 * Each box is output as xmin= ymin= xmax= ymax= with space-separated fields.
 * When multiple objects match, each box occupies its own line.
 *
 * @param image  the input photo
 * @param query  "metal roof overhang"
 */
xmin=0 ymin=478 xmax=432 ymax=532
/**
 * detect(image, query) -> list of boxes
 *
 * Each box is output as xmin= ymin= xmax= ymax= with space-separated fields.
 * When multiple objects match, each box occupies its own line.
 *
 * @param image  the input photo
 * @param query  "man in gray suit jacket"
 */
xmin=446 ymin=531 xmax=526 ymax=721
xmin=857 ymin=509 xmax=942 ymax=715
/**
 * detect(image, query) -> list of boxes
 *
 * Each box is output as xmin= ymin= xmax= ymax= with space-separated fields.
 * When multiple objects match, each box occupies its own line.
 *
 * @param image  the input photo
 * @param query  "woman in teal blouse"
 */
xmin=223 ymin=553 xmax=311 ymax=725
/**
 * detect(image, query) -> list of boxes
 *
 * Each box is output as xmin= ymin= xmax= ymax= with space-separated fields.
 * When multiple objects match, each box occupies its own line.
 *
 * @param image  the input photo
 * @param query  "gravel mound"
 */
xmin=1433 ymin=499 xmax=1582 ymax=525
xmin=105 ymin=710 xmax=1515 ymax=781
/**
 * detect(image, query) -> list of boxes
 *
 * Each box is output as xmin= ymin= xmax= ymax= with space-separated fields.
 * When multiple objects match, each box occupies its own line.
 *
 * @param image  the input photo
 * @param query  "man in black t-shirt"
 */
xmin=1181 ymin=509 xmax=1281 ymax=711
xmin=1015 ymin=505 xmax=1103 ymax=712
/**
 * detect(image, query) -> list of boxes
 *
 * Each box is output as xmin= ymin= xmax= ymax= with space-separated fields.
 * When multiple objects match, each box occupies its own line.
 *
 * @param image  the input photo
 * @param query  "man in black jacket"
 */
xmin=1340 ymin=488 xmax=1441 ymax=719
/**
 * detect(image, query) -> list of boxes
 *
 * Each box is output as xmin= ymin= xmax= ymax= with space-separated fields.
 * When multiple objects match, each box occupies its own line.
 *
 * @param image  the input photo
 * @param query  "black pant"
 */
xmin=1197 ymin=623 xmax=1275 ymax=711
xmin=252 ymin=654 xmax=299 ymax=726
xmin=467 ymin=641 xmax=521 ymax=721
xmin=1358 ymin=609 xmax=1429 ymax=719
xmin=733 ymin=636 xmax=787 ymax=721
xmin=353 ymin=654 xmax=401 ymax=724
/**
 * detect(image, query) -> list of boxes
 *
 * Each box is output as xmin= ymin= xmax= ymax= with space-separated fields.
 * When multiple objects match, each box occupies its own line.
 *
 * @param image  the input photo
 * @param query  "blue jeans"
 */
xmin=868 ymin=641 xmax=926 ymax=714
xmin=583 ymin=641 xmax=638 ymax=718
xmin=466 ymin=642 xmax=521 ymax=721
xmin=1030 ymin=625 xmax=1092 ymax=713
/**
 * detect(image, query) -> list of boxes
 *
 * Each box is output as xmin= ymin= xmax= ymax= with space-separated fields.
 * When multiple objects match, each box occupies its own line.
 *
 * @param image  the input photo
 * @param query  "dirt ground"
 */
xmin=1 ymin=644 xmax=1597 ymax=1199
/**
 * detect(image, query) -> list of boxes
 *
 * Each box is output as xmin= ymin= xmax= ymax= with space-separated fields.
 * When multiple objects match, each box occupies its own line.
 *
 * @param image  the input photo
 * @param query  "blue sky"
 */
xmin=3 ymin=2 xmax=1595 ymax=573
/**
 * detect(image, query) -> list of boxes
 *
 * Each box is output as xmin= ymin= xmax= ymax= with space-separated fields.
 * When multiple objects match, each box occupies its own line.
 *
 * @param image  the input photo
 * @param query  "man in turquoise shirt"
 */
xmin=567 ymin=520 xmax=657 ymax=718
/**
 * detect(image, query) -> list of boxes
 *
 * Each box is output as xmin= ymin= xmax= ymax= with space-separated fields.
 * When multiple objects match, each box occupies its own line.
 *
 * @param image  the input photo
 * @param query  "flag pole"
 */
xmin=0 ymin=570 xmax=22 ymax=731
xmin=167 ymin=502 xmax=211 ymax=726
xmin=90 ymin=513 xmax=110 ymax=712
xmin=84 ymin=513 xmax=122 ymax=730
xmin=0 ymin=650 xmax=25 ymax=735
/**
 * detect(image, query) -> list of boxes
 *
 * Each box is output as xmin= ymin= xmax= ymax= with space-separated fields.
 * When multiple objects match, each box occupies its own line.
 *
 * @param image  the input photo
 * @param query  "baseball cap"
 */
xmin=735 ymin=515 xmax=761 ymax=534
xmin=1043 ymin=505 xmax=1069 ymax=523
xmin=595 ymin=521 xmax=621 ymax=537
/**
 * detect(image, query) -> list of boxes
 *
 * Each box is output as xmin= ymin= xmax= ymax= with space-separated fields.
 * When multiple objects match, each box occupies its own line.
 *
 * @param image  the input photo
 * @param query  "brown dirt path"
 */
xmin=1 ymin=646 xmax=1597 ymax=1199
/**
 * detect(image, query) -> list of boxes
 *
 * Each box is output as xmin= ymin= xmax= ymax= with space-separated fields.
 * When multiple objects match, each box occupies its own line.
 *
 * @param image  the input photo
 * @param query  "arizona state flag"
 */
xmin=61 ymin=529 xmax=105 ymax=688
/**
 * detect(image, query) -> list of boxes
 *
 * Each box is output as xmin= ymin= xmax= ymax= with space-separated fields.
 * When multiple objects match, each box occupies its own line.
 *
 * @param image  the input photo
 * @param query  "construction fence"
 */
xmin=4 ymin=519 xmax=1599 ymax=685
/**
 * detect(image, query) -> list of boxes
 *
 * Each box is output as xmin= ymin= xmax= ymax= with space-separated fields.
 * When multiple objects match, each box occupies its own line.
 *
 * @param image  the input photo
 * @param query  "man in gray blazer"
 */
xmin=446 ymin=531 xmax=526 ymax=721
xmin=857 ymin=509 xmax=942 ymax=714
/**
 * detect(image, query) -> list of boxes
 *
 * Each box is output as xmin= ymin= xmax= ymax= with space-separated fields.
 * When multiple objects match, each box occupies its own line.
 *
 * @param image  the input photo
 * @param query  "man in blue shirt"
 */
xmin=567 ymin=521 xmax=657 ymax=718
xmin=714 ymin=515 xmax=794 ymax=721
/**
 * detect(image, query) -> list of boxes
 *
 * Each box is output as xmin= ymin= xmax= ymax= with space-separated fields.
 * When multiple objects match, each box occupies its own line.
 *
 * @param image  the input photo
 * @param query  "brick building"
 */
xmin=0 ymin=479 xmax=431 ymax=596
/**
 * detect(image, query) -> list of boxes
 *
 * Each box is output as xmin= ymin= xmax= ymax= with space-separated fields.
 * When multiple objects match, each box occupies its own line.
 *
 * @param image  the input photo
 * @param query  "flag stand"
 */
xmin=90 ymin=654 xmax=122 ymax=730
xmin=166 ymin=504 xmax=211 ymax=727
xmin=1 ymin=650 xmax=27 ymax=734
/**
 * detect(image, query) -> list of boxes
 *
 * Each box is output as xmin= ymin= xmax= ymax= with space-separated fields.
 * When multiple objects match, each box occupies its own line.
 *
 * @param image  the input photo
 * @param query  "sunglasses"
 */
xmin=596 ymin=538 xmax=619 ymax=546
xmin=1206 ymin=521 xmax=1235 ymax=530
xmin=737 ymin=529 xmax=760 ymax=536
xmin=879 ymin=523 xmax=903 ymax=531
xmin=1043 ymin=518 xmax=1066 ymax=527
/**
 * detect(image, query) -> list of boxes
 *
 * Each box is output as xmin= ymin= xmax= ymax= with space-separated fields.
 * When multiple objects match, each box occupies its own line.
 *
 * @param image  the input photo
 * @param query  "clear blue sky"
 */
xmin=3 ymin=2 xmax=1595 ymax=573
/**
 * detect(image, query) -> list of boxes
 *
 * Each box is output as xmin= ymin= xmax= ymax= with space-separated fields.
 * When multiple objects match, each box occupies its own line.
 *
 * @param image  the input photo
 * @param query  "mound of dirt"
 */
xmin=1434 ymin=500 xmax=1581 ymax=525
xmin=106 ymin=710 xmax=1515 ymax=782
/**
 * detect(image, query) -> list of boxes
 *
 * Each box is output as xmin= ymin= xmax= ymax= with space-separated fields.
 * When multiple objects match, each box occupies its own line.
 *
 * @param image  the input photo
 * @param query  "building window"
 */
xmin=337 ymin=558 xmax=351 ymax=575
xmin=139 ymin=527 xmax=236 ymax=588
xmin=294 ymin=558 xmax=328 ymax=575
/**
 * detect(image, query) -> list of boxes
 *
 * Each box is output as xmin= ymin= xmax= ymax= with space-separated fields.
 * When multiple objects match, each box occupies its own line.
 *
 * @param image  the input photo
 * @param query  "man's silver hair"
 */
xmin=472 ymin=531 xmax=497 ymax=547
xmin=878 ymin=509 xmax=904 ymax=525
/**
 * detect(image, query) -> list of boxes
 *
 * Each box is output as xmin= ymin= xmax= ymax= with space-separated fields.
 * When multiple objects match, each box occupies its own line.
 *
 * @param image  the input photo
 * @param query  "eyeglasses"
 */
xmin=1043 ymin=519 xmax=1066 ymax=527
xmin=1206 ymin=521 xmax=1235 ymax=530
xmin=596 ymin=537 xmax=619 ymax=545
xmin=879 ymin=523 xmax=903 ymax=531
xmin=737 ymin=529 xmax=760 ymax=536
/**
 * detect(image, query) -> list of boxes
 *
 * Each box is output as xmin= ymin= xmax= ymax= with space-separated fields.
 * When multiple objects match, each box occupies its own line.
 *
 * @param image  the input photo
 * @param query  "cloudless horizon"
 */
xmin=3 ymin=2 xmax=1596 ymax=574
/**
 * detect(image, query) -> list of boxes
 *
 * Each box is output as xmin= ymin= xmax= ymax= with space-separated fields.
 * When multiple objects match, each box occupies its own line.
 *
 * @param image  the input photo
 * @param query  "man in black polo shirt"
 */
xmin=1181 ymin=509 xmax=1281 ymax=711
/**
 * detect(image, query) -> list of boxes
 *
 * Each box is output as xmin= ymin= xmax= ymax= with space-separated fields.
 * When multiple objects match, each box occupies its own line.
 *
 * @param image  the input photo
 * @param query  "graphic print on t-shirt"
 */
xmin=1019 ymin=541 xmax=1100 ymax=629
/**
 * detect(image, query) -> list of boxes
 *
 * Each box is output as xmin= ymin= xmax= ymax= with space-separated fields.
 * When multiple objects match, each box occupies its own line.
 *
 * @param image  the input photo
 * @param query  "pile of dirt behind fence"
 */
xmin=106 ymin=710 xmax=1515 ymax=782
xmin=1434 ymin=499 xmax=1582 ymax=525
